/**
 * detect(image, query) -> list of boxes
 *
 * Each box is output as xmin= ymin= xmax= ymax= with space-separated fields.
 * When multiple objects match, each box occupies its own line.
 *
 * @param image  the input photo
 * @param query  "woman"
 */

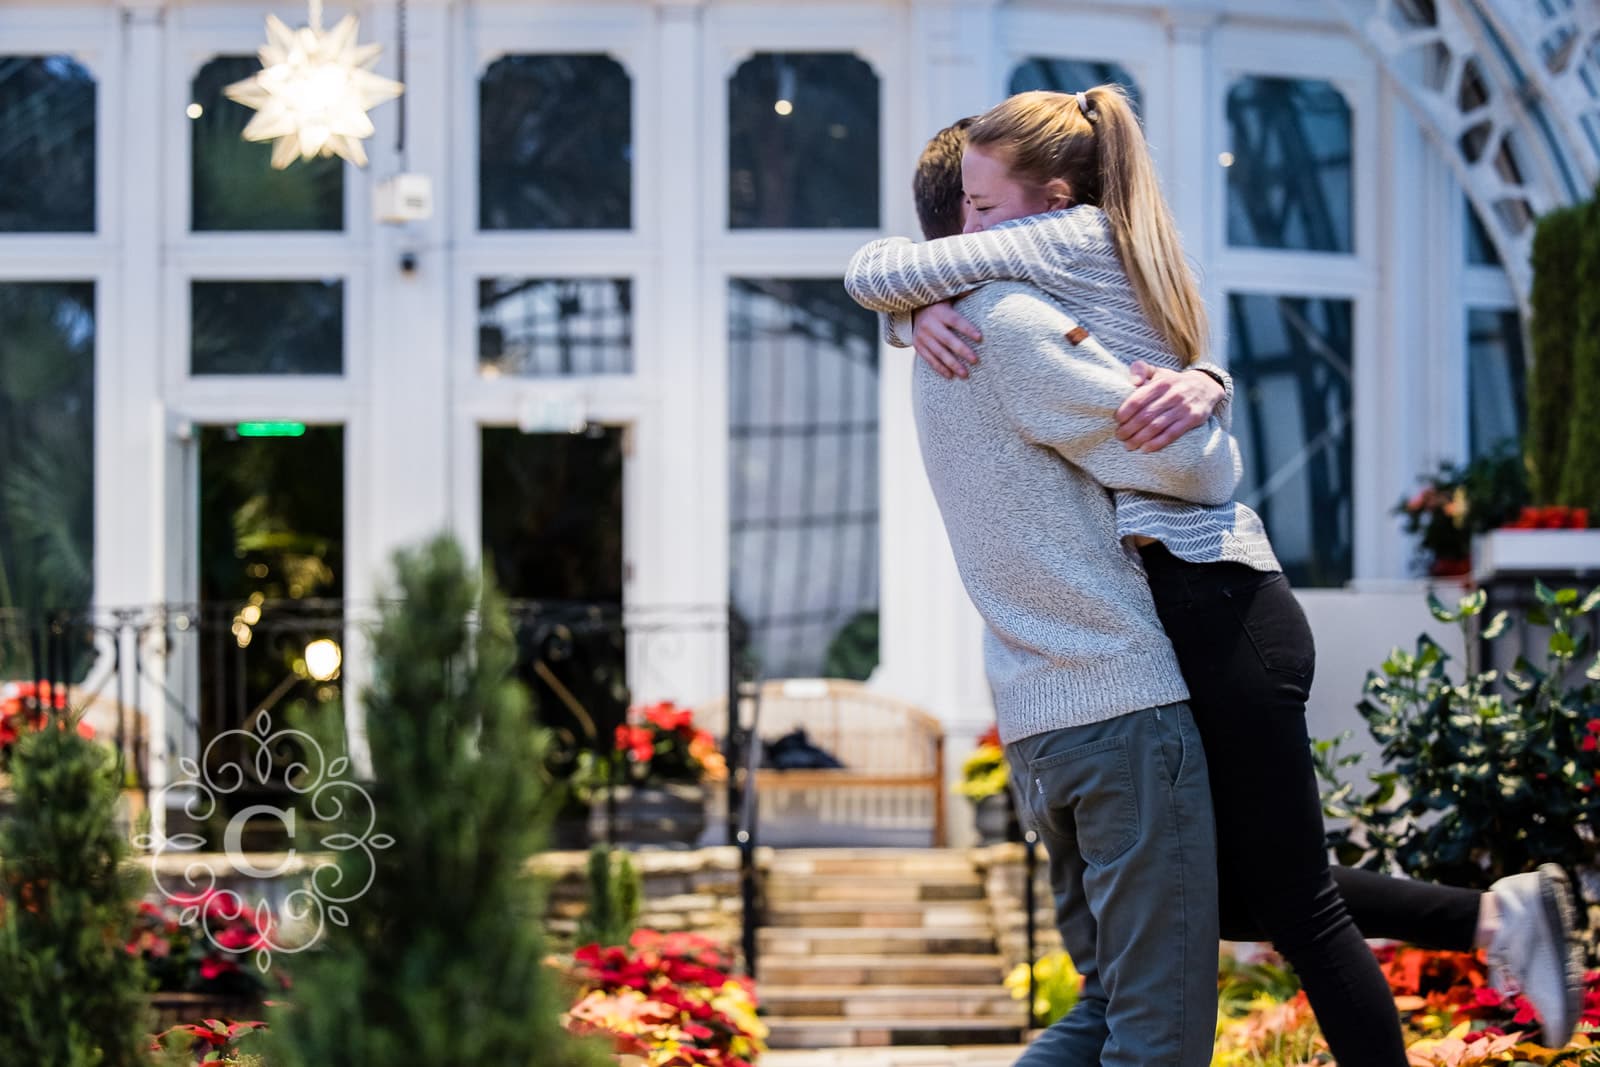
xmin=844 ymin=87 xmax=1583 ymax=1063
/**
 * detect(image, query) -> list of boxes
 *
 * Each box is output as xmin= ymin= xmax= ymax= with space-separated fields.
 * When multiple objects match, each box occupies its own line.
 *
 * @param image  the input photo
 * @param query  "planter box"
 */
xmin=146 ymin=991 xmax=261 ymax=1030
xmin=1473 ymin=529 xmax=1600 ymax=580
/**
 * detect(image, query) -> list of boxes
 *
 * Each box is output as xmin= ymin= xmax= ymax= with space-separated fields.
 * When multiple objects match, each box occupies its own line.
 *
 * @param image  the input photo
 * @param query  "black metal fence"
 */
xmin=0 ymin=600 xmax=750 ymax=835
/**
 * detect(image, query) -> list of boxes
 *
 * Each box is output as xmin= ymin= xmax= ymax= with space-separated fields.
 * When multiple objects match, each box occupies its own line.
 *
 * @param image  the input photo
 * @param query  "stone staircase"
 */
xmin=758 ymin=849 xmax=1030 ymax=1049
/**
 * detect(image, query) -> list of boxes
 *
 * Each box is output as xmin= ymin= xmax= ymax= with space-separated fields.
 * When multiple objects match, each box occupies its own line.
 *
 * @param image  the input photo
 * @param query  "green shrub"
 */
xmin=262 ymin=535 xmax=608 ymax=1067
xmin=1317 ymin=583 xmax=1600 ymax=889
xmin=1558 ymin=194 xmax=1600 ymax=511
xmin=575 ymin=845 xmax=640 ymax=949
xmin=1528 ymin=201 xmax=1585 ymax=504
xmin=0 ymin=721 xmax=151 ymax=1067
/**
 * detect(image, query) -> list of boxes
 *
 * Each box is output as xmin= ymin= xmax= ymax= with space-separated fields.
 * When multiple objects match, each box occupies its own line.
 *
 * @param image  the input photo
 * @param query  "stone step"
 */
xmin=764 ymin=900 xmax=992 ymax=929
xmin=765 ymin=878 xmax=985 ymax=904
xmin=764 ymin=1018 xmax=1027 ymax=1050
xmin=762 ymin=1047 xmax=1027 ymax=1067
xmin=760 ymin=926 xmax=997 ymax=957
xmin=759 ymin=954 xmax=1008 ymax=988
xmin=761 ymin=986 xmax=1021 ymax=1020
xmin=768 ymin=851 xmax=977 ymax=879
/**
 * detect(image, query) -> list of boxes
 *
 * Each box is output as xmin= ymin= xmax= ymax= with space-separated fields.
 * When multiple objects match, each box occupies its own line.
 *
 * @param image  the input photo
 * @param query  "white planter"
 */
xmin=1473 ymin=529 xmax=1600 ymax=580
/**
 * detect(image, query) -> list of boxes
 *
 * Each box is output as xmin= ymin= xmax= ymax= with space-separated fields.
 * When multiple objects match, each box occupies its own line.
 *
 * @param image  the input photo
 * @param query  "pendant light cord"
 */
xmin=309 ymin=0 xmax=323 ymax=30
xmin=396 ymin=0 xmax=408 ymax=164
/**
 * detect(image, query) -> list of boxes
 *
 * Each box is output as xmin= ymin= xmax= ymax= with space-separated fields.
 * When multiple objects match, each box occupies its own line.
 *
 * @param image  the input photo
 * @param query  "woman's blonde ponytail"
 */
xmin=969 ymin=86 xmax=1209 ymax=365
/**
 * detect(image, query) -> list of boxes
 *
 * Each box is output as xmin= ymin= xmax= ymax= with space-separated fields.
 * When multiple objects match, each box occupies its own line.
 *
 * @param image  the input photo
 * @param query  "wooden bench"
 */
xmin=712 ymin=679 xmax=946 ymax=847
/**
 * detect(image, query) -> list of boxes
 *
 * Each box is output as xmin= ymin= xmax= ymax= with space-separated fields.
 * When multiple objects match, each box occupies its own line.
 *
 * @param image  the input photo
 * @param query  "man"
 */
xmin=860 ymin=119 xmax=1241 ymax=1067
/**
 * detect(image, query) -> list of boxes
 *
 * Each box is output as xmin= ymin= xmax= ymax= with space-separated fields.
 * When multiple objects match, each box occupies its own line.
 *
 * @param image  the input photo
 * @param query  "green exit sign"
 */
xmin=236 ymin=421 xmax=307 ymax=438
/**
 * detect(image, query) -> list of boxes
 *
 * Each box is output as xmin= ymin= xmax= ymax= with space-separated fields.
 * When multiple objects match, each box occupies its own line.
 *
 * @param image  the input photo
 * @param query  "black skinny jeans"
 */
xmin=1140 ymin=544 xmax=1479 ymax=1066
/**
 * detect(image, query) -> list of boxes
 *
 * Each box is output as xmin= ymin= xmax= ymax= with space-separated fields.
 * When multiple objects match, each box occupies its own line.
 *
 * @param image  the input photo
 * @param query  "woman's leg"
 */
xmin=1224 ymin=865 xmax=1479 ymax=950
xmin=1143 ymin=551 xmax=1411 ymax=1067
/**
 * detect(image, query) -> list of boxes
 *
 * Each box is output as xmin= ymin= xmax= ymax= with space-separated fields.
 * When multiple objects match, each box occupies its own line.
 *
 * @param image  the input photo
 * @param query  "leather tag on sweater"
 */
xmin=1065 ymin=326 xmax=1089 ymax=345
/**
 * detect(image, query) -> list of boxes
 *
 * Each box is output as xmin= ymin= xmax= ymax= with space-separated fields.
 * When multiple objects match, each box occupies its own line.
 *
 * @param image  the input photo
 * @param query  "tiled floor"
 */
xmin=763 ymin=1047 xmax=1025 ymax=1067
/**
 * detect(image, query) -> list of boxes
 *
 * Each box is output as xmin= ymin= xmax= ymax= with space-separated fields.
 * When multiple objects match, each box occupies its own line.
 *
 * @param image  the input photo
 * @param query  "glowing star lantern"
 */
xmin=224 ymin=1 xmax=403 ymax=170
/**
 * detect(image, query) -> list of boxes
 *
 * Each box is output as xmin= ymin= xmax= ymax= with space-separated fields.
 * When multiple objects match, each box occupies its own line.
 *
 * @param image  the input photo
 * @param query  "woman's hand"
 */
xmin=912 ymin=301 xmax=983 ymax=380
xmin=1115 ymin=361 xmax=1225 ymax=452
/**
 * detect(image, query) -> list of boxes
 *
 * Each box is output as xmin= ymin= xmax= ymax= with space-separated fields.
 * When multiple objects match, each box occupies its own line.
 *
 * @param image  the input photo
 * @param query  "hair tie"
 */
xmin=1075 ymin=91 xmax=1090 ymax=114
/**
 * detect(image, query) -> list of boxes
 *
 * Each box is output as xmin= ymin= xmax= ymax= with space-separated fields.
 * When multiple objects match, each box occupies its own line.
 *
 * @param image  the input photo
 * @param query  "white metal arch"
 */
xmin=1326 ymin=0 xmax=1600 ymax=308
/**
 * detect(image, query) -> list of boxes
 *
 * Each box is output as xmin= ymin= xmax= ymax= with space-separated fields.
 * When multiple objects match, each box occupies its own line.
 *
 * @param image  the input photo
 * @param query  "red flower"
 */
xmin=642 ymin=702 xmax=696 ymax=734
xmin=615 ymin=724 xmax=656 ymax=763
xmin=1584 ymin=735 xmax=1598 ymax=753
xmin=1512 ymin=998 xmax=1539 ymax=1026
xmin=199 ymin=956 xmax=239 ymax=981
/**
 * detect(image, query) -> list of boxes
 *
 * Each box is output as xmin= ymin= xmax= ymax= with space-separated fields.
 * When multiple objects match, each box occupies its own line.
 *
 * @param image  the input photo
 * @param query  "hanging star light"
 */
xmin=224 ymin=0 xmax=404 ymax=170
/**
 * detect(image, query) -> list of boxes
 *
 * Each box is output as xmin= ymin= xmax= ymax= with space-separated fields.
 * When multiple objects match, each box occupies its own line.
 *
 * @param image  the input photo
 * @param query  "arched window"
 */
xmin=0 ymin=56 xmax=95 ymax=232
xmin=479 ymin=55 xmax=632 ymax=230
xmin=190 ymin=56 xmax=343 ymax=232
xmin=728 ymin=53 xmax=879 ymax=229
xmin=1226 ymin=76 xmax=1353 ymax=253
xmin=1009 ymin=58 xmax=1143 ymax=120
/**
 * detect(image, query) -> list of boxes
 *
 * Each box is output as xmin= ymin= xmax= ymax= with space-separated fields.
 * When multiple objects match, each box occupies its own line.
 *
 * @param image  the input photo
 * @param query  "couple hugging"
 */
xmin=842 ymin=87 xmax=1583 ymax=1067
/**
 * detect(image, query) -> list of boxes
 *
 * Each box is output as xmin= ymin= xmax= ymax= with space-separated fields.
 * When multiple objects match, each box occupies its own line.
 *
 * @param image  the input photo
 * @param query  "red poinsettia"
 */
xmin=609 ymin=703 xmax=727 ymax=785
xmin=562 ymin=928 xmax=765 ymax=1067
xmin=1501 ymin=505 xmax=1591 ymax=530
xmin=0 ymin=681 xmax=92 ymax=770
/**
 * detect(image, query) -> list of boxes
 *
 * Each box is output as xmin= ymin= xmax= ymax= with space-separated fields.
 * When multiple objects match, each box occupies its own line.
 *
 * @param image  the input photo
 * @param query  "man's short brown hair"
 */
xmin=913 ymin=117 xmax=976 ymax=241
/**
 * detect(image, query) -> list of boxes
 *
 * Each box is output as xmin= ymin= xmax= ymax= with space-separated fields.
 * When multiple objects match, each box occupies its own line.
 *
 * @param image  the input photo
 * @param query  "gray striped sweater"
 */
xmin=845 ymin=206 xmax=1281 ymax=573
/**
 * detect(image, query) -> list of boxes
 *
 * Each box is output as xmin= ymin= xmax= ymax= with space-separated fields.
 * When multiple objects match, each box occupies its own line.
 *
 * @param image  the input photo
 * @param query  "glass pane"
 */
xmin=191 ymin=281 xmax=343 ymax=375
xmin=481 ymin=427 xmax=625 ymax=603
xmin=0 ymin=56 xmax=96 ymax=232
xmin=190 ymin=56 xmax=343 ymax=232
xmin=482 ymin=427 xmax=628 ymax=823
xmin=1226 ymin=77 xmax=1353 ymax=253
xmin=1468 ymin=307 xmax=1526 ymax=458
xmin=1465 ymin=198 xmax=1502 ymax=267
xmin=1227 ymin=293 xmax=1355 ymax=587
xmin=479 ymin=279 xmax=633 ymax=378
xmin=479 ymin=55 xmax=631 ymax=230
xmin=0 ymin=283 xmax=95 ymax=676
xmin=729 ymin=279 xmax=879 ymax=678
xmin=729 ymin=54 xmax=879 ymax=230
xmin=1008 ymin=58 xmax=1143 ymax=121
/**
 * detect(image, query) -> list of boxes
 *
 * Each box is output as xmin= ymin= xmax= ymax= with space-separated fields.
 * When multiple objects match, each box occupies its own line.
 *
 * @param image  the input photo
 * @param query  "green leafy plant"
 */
xmin=1317 ymin=582 xmax=1600 ymax=889
xmin=0 ymin=716 xmax=151 ymax=1067
xmin=576 ymin=845 xmax=641 ymax=949
xmin=260 ymin=535 xmax=609 ymax=1067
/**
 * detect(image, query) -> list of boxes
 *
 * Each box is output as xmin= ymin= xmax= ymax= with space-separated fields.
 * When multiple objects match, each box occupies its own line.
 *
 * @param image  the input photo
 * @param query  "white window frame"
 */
xmin=700 ymin=7 xmax=906 ymax=689
xmin=1209 ymin=24 xmax=1382 ymax=587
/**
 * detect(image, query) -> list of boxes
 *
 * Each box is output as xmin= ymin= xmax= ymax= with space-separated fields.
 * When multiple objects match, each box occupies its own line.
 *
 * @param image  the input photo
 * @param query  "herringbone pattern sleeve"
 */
xmin=845 ymin=206 xmax=1280 ymax=574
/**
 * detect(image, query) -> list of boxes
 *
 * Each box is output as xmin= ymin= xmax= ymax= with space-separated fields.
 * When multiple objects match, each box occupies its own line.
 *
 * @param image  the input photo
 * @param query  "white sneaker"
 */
xmin=1487 ymin=864 xmax=1584 ymax=1047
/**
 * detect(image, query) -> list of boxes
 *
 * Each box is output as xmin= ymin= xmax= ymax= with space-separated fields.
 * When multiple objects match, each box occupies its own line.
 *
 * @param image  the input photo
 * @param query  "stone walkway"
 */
xmin=763 ymin=1047 xmax=1025 ymax=1067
